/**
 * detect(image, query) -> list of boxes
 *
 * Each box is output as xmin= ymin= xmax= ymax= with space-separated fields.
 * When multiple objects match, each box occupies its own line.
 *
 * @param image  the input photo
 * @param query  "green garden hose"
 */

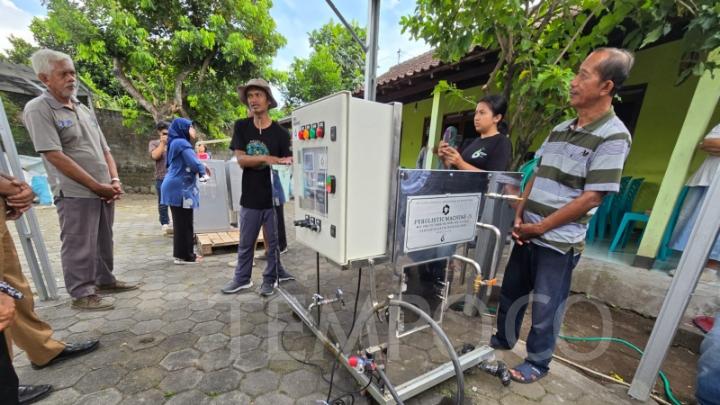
xmin=558 ymin=335 xmax=681 ymax=405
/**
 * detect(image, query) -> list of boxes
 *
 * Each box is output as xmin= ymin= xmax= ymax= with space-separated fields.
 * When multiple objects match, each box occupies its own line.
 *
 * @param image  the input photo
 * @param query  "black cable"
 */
xmin=326 ymin=267 xmax=363 ymax=403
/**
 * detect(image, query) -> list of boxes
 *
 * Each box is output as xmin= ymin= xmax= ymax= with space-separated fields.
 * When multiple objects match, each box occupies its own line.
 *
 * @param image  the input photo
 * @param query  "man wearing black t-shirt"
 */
xmin=222 ymin=79 xmax=294 ymax=296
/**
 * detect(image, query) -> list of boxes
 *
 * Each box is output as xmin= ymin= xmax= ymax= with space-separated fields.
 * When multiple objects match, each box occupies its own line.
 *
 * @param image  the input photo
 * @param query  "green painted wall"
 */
xmin=399 ymin=86 xmax=491 ymax=168
xmin=397 ymin=40 xmax=720 ymax=211
xmin=622 ymin=41 xmax=720 ymax=211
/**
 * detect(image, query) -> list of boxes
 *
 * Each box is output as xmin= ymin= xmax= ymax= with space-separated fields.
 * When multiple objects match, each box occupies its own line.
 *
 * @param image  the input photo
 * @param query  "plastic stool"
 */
xmin=609 ymin=212 xmax=650 ymax=252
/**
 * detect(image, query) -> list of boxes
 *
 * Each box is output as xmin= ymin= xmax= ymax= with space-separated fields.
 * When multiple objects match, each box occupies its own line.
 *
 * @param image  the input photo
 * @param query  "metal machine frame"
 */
xmin=277 ymin=103 xmax=521 ymax=403
xmin=0 ymin=98 xmax=57 ymax=300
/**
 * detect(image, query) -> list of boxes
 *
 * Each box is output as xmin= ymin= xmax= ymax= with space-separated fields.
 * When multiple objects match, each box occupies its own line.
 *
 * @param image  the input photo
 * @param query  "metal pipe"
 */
xmin=451 ymin=254 xmax=482 ymax=278
xmin=324 ymin=0 xmax=368 ymax=52
xmin=476 ymin=223 xmax=501 ymax=279
xmin=484 ymin=192 xmax=523 ymax=203
xmin=364 ymin=0 xmax=380 ymax=101
xmin=377 ymin=366 xmax=404 ymax=405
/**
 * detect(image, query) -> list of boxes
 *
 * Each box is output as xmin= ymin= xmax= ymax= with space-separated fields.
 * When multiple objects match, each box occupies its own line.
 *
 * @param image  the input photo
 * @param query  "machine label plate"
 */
xmin=404 ymin=193 xmax=482 ymax=252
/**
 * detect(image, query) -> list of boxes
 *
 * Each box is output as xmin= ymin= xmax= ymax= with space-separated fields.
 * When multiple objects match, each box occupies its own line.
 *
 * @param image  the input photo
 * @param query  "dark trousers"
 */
xmin=492 ymin=242 xmax=580 ymax=371
xmin=55 ymin=197 xmax=115 ymax=298
xmin=234 ymin=207 xmax=285 ymax=285
xmin=275 ymin=204 xmax=287 ymax=251
xmin=0 ymin=331 xmax=19 ymax=405
xmin=155 ymin=179 xmax=169 ymax=225
xmin=170 ymin=206 xmax=195 ymax=261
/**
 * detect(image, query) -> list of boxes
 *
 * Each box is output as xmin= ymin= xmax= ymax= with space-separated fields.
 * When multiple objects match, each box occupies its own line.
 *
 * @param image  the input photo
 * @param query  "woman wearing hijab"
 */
xmin=161 ymin=118 xmax=210 ymax=264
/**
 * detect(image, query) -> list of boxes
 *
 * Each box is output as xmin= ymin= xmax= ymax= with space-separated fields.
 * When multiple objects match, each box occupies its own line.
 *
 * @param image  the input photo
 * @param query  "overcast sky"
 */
xmin=0 ymin=0 xmax=431 ymax=106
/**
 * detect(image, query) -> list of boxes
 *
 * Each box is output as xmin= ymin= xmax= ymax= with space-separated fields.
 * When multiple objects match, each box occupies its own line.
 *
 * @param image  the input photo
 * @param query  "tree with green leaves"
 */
xmin=282 ymin=20 xmax=365 ymax=108
xmin=401 ymin=0 xmax=719 ymax=168
xmin=0 ymin=36 xmax=37 ymax=65
xmin=31 ymin=0 xmax=285 ymax=137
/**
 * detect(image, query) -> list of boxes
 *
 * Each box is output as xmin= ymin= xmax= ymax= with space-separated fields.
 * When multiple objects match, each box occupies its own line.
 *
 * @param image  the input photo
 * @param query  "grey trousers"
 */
xmin=233 ymin=207 xmax=285 ymax=285
xmin=55 ymin=197 xmax=116 ymax=298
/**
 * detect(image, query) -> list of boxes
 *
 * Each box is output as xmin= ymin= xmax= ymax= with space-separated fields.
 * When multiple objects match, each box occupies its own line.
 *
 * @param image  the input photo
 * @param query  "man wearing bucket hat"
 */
xmin=222 ymin=78 xmax=295 ymax=297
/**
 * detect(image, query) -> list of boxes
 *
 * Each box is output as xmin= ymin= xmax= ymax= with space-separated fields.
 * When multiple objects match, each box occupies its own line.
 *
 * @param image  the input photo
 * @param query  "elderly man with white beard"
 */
xmin=24 ymin=49 xmax=138 ymax=311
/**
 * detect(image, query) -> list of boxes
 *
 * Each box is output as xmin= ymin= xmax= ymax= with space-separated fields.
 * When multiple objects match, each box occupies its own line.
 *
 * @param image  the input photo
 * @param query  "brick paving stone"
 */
xmin=254 ymin=392 xmax=294 ymax=405
xmin=130 ymin=319 xmax=166 ymax=335
xmin=123 ymin=346 xmax=169 ymax=370
xmin=195 ymin=333 xmax=229 ymax=353
xmin=501 ymin=393 xmax=540 ymax=405
xmin=190 ymin=309 xmax=221 ymax=323
xmin=192 ymin=320 xmax=225 ymax=335
xmin=198 ymin=348 xmax=234 ymax=372
xmin=196 ymin=369 xmax=243 ymax=394
xmin=223 ymin=320 xmax=255 ymax=337
xmin=160 ymin=348 xmax=201 ymax=371
xmin=208 ymin=391 xmax=252 ymax=405
xmin=82 ymin=345 xmax=131 ymax=369
xmin=158 ymin=332 xmax=200 ymax=352
xmin=541 ymin=377 xmax=585 ymax=401
xmin=240 ymin=369 xmax=280 ymax=397
xmin=164 ymin=389 xmax=210 ymax=405
xmin=229 ymin=334 xmax=262 ymax=354
xmin=118 ymin=389 xmax=167 ymax=405
xmin=126 ymin=333 xmax=166 ymax=351
xmin=35 ymin=388 xmax=81 ymax=405
xmin=163 ymin=308 xmax=193 ymax=321
xmin=159 ymin=367 xmax=205 ymax=393
xmin=279 ymin=368 xmax=319 ymax=397
xmin=115 ymin=366 xmax=166 ymax=394
xmin=132 ymin=307 xmax=165 ymax=321
xmin=163 ymin=319 xmax=196 ymax=335
xmin=74 ymin=388 xmax=123 ymax=405
xmin=233 ymin=348 xmax=269 ymax=373
xmin=510 ymin=379 xmax=546 ymax=400
xmin=75 ymin=365 xmax=128 ymax=394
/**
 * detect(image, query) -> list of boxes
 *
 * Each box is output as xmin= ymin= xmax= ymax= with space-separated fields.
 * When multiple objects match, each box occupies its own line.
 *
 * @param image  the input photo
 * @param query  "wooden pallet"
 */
xmin=195 ymin=230 xmax=264 ymax=256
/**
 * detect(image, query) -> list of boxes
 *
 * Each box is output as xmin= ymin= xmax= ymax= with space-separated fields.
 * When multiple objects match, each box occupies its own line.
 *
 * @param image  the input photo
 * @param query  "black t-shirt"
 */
xmin=230 ymin=119 xmax=291 ymax=209
xmin=459 ymin=134 xmax=512 ymax=171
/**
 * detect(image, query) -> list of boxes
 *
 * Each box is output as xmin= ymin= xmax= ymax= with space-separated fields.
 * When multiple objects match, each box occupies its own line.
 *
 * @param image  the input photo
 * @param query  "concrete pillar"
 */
xmin=423 ymin=87 xmax=444 ymax=169
xmin=634 ymin=51 xmax=720 ymax=268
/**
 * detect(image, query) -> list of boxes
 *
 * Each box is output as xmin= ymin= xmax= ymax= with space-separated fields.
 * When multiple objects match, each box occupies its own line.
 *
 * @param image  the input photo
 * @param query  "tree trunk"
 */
xmin=112 ymin=57 xmax=162 ymax=122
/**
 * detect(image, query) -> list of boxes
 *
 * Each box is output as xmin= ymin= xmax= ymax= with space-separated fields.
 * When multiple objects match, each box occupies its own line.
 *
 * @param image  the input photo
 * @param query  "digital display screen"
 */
xmin=299 ymin=147 xmax=328 ymax=216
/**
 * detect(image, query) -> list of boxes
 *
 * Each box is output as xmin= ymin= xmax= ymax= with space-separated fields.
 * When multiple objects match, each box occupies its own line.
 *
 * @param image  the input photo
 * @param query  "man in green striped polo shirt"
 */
xmin=490 ymin=48 xmax=635 ymax=383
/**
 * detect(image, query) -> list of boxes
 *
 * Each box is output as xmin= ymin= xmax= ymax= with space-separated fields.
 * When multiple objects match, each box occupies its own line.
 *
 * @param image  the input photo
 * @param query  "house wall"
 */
xmin=397 ymin=40 xmax=720 ymax=211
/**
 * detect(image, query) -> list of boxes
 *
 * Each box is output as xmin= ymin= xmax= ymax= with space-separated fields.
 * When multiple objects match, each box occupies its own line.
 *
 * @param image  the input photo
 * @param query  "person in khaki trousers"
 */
xmin=1 ymin=173 xmax=98 ymax=403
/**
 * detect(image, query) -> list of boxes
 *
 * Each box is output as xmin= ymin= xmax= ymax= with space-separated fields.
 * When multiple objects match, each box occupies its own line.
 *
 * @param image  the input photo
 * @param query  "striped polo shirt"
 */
xmin=524 ymin=108 xmax=631 ymax=254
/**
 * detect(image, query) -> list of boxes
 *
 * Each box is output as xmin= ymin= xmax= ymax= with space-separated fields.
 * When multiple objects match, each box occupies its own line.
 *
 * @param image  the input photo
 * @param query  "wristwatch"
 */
xmin=111 ymin=177 xmax=121 ymax=184
xmin=0 ymin=281 xmax=23 ymax=300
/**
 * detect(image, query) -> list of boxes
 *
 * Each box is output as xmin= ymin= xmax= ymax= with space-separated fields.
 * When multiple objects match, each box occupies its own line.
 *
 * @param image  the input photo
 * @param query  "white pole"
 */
xmin=364 ymin=0 xmax=380 ymax=101
xmin=628 ymin=165 xmax=720 ymax=400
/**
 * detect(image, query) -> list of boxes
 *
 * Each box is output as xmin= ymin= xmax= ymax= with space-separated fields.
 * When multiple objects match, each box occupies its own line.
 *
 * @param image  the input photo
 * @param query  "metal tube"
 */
xmin=0 ymin=98 xmax=57 ymax=300
xmin=377 ymin=366 xmax=403 ymax=405
xmin=364 ymin=0 xmax=380 ymax=101
xmin=628 ymin=165 xmax=720 ymax=400
xmin=452 ymin=254 xmax=483 ymax=317
xmin=451 ymin=254 xmax=482 ymax=278
xmin=324 ymin=0 xmax=368 ymax=52
xmin=475 ymin=222 xmax=502 ymax=305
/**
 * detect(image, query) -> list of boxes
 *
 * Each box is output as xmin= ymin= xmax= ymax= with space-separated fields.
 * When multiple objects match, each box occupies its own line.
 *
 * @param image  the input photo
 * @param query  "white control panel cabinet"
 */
xmin=291 ymin=92 xmax=398 ymax=266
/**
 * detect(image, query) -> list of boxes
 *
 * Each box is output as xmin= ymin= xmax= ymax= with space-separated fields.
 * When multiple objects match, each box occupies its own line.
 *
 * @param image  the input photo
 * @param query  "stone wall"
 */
xmin=95 ymin=109 xmax=156 ymax=193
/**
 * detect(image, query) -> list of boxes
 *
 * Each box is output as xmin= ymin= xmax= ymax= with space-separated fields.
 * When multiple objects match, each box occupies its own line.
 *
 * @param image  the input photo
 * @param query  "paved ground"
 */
xmin=9 ymin=194 xmax=659 ymax=404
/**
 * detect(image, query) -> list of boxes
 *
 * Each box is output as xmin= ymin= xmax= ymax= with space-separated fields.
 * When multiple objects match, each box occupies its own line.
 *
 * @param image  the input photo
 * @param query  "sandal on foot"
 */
xmin=510 ymin=362 xmax=547 ymax=384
